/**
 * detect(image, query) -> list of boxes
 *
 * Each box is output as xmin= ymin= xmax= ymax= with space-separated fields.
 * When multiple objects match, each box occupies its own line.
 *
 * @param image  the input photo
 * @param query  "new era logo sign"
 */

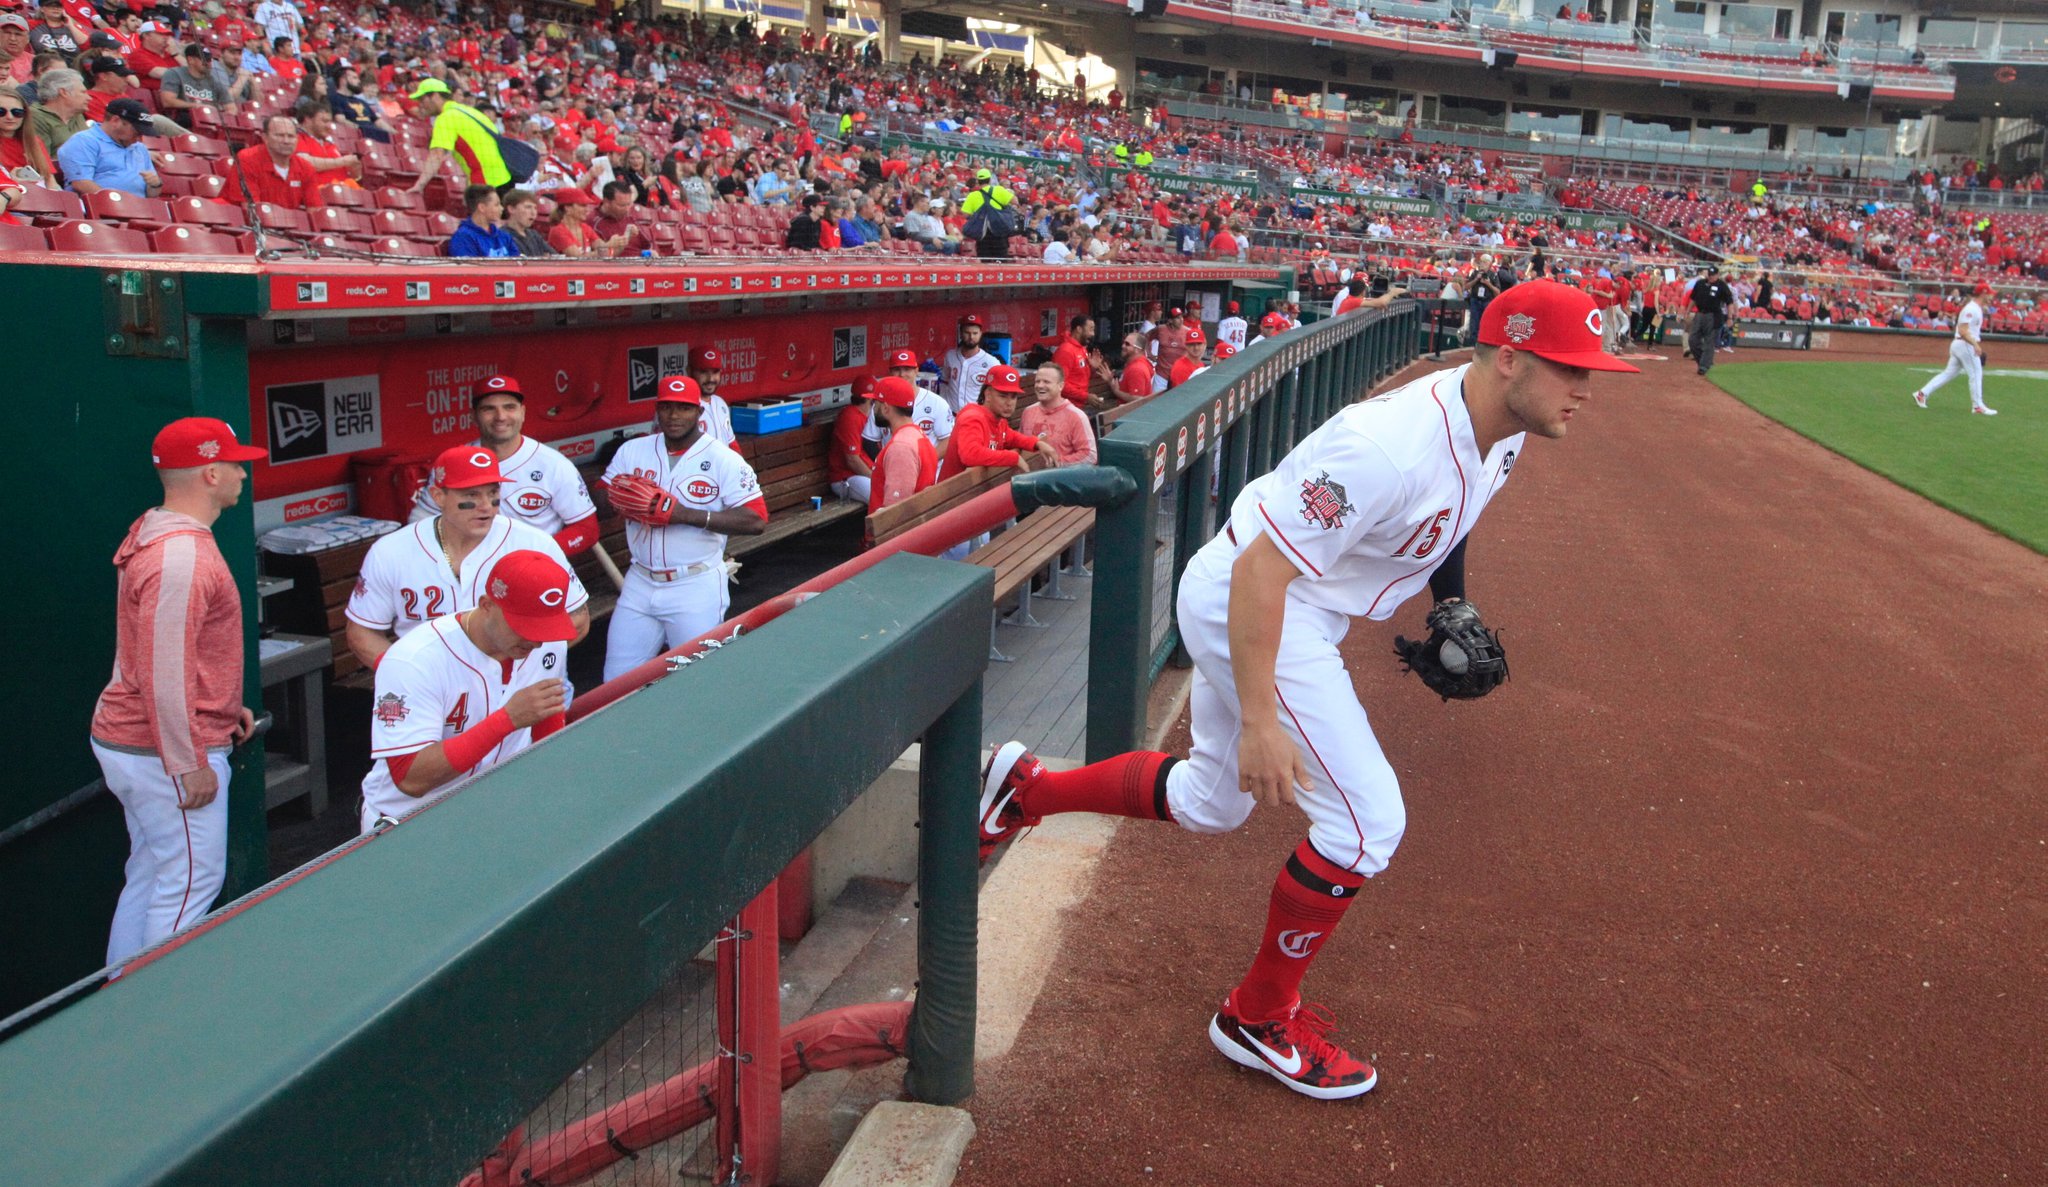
xmin=272 ymin=401 xmax=322 ymax=450
xmin=567 ymin=280 xmax=586 ymax=296
xmin=630 ymin=278 xmax=646 ymax=294
xmin=295 ymin=282 xmax=328 ymax=304
xmin=628 ymin=346 xmax=660 ymax=402
xmin=405 ymin=281 xmax=431 ymax=301
xmin=494 ymin=281 xmax=516 ymax=298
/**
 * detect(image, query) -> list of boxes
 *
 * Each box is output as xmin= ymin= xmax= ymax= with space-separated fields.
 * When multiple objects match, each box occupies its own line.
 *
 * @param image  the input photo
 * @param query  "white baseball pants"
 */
xmin=1918 ymin=339 xmax=1986 ymax=408
xmin=1161 ymin=546 xmax=1407 ymax=876
xmin=93 ymin=741 xmax=230 ymax=967
xmin=604 ymin=566 xmax=730 ymax=682
xmin=830 ymin=476 xmax=872 ymax=503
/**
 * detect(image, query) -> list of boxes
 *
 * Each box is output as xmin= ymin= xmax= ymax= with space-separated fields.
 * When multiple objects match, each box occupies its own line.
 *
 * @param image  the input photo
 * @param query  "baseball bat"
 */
xmin=592 ymin=540 xmax=627 ymax=592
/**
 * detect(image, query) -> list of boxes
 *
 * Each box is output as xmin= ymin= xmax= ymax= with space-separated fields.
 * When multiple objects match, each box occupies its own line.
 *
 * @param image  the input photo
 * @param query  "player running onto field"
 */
xmin=977 ymin=281 xmax=1637 ymax=1100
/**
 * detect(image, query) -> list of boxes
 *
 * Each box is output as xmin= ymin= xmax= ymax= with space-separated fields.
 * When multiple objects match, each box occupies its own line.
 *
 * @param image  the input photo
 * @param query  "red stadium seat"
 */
xmin=320 ymin=184 xmax=372 ymax=209
xmin=189 ymin=175 xmax=230 ymax=201
xmin=680 ymin=225 xmax=711 ymax=253
xmin=9 ymin=186 xmax=84 ymax=225
xmin=421 ymin=212 xmax=462 ymax=237
xmin=155 ymin=153 xmax=209 ymax=179
xmin=84 ymin=191 xmax=174 ymax=230
xmin=308 ymin=207 xmax=371 ymax=236
xmin=169 ymin=196 xmax=244 ymax=228
xmin=171 ymin=132 xmax=230 ymax=157
xmin=365 ymin=235 xmax=411 ymax=255
xmin=251 ymin=203 xmax=311 ymax=234
xmin=48 ymin=221 xmax=154 ymax=254
xmin=373 ymin=186 xmax=424 ymax=212
xmin=0 ymin=223 xmax=49 ymax=251
xmin=151 ymin=226 xmax=242 ymax=255
xmin=370 ymin=209 xmax=427 ymax=237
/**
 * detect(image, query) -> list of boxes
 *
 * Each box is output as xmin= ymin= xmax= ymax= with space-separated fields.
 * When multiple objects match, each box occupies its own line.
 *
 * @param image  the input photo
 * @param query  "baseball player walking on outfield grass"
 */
xmin=598 ymin=376 xmax=768 ymax=682
xmin=978 ymin=281 xmax=1637 ymax=1099
xmin=93 ymin=418 xmax=267 ymax=966
xmin=1913 ymin=281 xmax=1997 ymax=415
xmin=409 ymin=374 xmax=600 ymax=555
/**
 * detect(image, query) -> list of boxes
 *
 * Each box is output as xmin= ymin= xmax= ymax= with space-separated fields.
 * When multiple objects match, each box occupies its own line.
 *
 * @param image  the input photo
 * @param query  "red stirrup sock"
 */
xmin=1017 ymin=751 xmax=1177 ymax=821
xmin=1229 ymin=839 xmax=1366 ymax=1023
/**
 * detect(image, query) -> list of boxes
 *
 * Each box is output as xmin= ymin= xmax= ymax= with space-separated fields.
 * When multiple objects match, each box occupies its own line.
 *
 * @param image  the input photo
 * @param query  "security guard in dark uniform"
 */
xmin=1688 ymin=266 xmax=1737 ymax=376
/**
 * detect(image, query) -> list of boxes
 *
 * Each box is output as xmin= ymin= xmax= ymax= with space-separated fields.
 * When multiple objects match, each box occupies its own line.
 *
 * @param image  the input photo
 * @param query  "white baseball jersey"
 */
xmin=702 ymin=394 xmax=735 ymax=445
xmin=1217 ymin=316 xmax=1249 ymax=352
xmin=1954 ymin=299 xmax=1983 ymax=343
xmin=864 ymin=389 xmax=955 ymax=449
xmin=410 ymin=436 xmax=596 ymax=533
xmin=1219 ymin=362 xmax=1523 ymax=621
xmin=347 ymin=516 xmax=589 ymax=639
xmin=601 ymin=431 xmax=765 ymax=573
xmin=359 ymin=613 xmax=569 ymax=826
xmin=939 ymin=347 xmax=998 ymax=413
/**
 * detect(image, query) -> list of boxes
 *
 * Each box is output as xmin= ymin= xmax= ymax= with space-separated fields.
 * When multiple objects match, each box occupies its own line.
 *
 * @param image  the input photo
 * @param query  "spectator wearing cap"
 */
xmin=80 ymin=51 xmax=135 ymax=123
xmin=448 ymin=183 xmax=520 ymax=258
xmin=960 ymin=166 xmax=1017 ymax=259
xmin=940 ymin=313 xmax=999 ymax=414
xmin=1148 ymin=306 xmax=1188 ymax=372
xmin=27 ymin=0 xmax=77 ymax=60
xmin=785 ymin=191 xmax=824 ymax=250
xmin=1120 ymin=331 xmax=1161 ymax=400
xmin=1050 ymin=315 xmax=1093 ymax=408
xmin=407 ymin=374 xmax=599 ymax=555
xmin=92 ymin=417 xmax=267 ymax=967
xmin=56 ymin=95 xmax=157 ymax=197
xmin=1168 ymin=327 xmax=1209 ymax=389
xmin=829 ymin=376 xmax=879 ymax=503
xmin=232 ymin=113 xmax=322 ymax=209
xmin=1022 ymin=363 xmax=1097 ymax=466
xmin=355 ymin=549 xmax=576 ymax=836
xmin=408 ymin=77 xmax=514 ymax=194
xmin=1217 ymin=301 xmax=1248 ymax=353
xmin=944 ymin=365 xmax=1056 ymax=477
xmin=501 ymin=188 xmax=556 ymax=257
xmin=868 ymin=377 xmax=937 ymax=514
xmin=27 ymin=66 xmax=87 ymax=167
xmin=346 ymin=443 xmax=591 ymax=673
xmin=125 ymin=21 xmax=179 ymax=92
xmin=2 ymin=14 xmax=34 ymax=89
xmin=160 ymin=43 xmax=230 ymax=127
xmin=686 ymin=346 xmax=737 ymax=446
xmin=595 ymin=375 xmax=768 ymax=684
xmin=868 ymin=348 xmax=955 ymax=455
xmin=546 ymin=187 xmax=607 ymax=255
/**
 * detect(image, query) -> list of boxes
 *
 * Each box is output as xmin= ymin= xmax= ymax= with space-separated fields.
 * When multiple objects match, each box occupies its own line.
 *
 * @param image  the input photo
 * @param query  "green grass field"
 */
xmin=1709 ymin=359 xmax=2048 ymax=554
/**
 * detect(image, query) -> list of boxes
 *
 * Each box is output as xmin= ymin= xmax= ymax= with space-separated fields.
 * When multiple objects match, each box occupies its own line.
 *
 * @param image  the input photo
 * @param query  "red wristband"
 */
xmin=439 ymin=708 xmax=516 ymax=775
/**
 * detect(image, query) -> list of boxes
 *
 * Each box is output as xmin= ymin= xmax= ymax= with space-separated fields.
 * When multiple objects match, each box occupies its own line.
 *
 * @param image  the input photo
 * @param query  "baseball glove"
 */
xmin=1393 ymin=599 xmax=1509 ymax=701
xmin=607 ymin=473 xmax=677 ymax=526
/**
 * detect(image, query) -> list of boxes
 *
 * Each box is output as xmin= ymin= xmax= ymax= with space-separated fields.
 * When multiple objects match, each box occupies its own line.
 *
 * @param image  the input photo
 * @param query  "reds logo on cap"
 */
xmin=888 ymin=349 xmax=919 ymax=368
xmin=691 ymin=347 xmax=722 ymax=370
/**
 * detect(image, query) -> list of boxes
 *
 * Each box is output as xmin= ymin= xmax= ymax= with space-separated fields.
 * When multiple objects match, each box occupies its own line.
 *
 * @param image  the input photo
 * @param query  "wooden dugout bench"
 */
xmin=865 ymin=460 xmax=1094 ymax=662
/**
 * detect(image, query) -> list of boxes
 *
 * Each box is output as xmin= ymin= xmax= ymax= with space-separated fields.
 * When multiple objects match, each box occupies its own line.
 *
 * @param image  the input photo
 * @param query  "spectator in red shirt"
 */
xmin=943 ymin=365 xmax=1056 ymax=477
xmin=1119 ymin=332 xmax=1159 ymax=401
xmin=235 ymin=114 xmax=324 ymax=209
xmin=293 ymin=99 xmax=360 ymax=189
xmin=589 ymin=180 xmax=644 ymax=252
xmin=125 ymin=20 xmax=179 ymax=92
xmin=547 ymin=187 xmax=615 ymax=255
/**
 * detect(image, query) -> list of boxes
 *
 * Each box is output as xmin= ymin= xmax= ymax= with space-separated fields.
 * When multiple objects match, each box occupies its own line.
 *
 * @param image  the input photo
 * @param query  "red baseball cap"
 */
xmin=690 ymin=346 xmax=721 ymax=371
xmin=1214 ymin=342 xmax=1238 ymax=359
xmin=433 ymin=445 xmax=505 ymax=489
xmin=151 ymin=417 xmax=266 ymax=468
xmin=485 ymin=550 xmax=580 ymax=643
xmin=474 ymin=374 xmax=523 ymax=402
xmin=1973 ymin=281 xmax=1995 ymax=296
xmin=1168 ymin=306 xmax=1184 ymax=318
xmin=552 ymin=187 xmax=598 ymax=206
xmin=852 ymin=374 xmax=878 ymax=397
xmin=657 ymin=375 xmax=703 ymax=405
xmin=959 ymin=313 xmax=984 ymax=328
xmin=875 ymin=376 xmax=918 ymax=410
xmin=984 ymin=365 xmax=1024 ymax=394
xmin=887 ymin=348 xmax=919 ymax=369
xmin=1260 ymin=312 xmax=1287 ymax=330
xmin=1477 ymin=280 xmax=1639 ymax=373
xmin=1226 ymin=300 xmax=1240 ymax=314
xmin=1185 ymin=327 xmax=1206 ymax=344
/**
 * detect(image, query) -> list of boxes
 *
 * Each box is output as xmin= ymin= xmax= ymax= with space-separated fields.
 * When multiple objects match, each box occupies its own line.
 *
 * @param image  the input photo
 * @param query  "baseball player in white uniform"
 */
xmin=976 ymin=280 xmax=1637 ymax=1100
xmin=598 ymin=375 xmax=768 ymax=682
xmin=688 ymin=346 xmax=739 ymax=445
xmin=409 ymin=374 xmax=600 ymax=555
xmin=1217 ymin=301 xmax=1249 ymax=353
xmin=359 ymin=549 xmax=579 ymax=833
xmin=1913 ymin=281 xmax=1997 ymax=415
xmin=348 ymin=445 xmax=590 ymax=672
xmin=939 ymin=314 xmax=1000 ymax=414
xmin=867 ymin=348 xmax=955 ymax=454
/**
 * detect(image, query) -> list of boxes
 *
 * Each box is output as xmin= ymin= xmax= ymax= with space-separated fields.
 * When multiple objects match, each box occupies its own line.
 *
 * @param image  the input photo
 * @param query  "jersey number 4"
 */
xmin=444 ymin=693 xmax=470 ymax=734
xmin=1393 ymin=509 xmax=1453 ymax=560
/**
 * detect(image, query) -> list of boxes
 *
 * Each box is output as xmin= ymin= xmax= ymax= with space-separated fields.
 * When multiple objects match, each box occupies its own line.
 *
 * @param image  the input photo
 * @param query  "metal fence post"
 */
xmin=1087 ymin=441 xmax=1157 ymax=761
xmin=907 ymin=676 xmax=984 ymax=1106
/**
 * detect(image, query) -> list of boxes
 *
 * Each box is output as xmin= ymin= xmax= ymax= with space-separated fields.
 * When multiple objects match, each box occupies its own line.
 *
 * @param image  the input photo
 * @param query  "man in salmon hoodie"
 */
xmin=91 ymin=417 xmax=265 ymax=967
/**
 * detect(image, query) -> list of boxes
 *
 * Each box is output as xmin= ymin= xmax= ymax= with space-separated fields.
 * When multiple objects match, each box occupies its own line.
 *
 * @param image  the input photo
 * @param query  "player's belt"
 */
xmin=633 ymin=561 xmax=716 ymax=583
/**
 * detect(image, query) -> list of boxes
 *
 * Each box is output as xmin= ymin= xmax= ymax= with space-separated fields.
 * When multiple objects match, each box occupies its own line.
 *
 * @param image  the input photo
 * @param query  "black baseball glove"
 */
xmin=1393 ymin=599 xmax=1509 ymax=701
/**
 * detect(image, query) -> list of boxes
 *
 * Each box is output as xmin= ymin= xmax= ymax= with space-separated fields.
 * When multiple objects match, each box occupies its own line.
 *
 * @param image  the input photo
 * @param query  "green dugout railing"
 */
xmin=1086 ymin=302 xmax=1423 ymax=761
xmin=0 ymin=555 xmax=989 ymax=1187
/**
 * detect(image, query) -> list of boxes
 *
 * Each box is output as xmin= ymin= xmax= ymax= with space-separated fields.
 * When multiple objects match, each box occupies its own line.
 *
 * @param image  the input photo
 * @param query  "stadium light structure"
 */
xmin=1853 ymin=14 xmax=1903 ymax=187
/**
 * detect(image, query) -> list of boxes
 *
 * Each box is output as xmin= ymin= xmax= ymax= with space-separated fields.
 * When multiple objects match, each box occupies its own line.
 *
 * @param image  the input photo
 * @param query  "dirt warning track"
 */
xmin=956 ymin=353 xmax=2048 ymax=1186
